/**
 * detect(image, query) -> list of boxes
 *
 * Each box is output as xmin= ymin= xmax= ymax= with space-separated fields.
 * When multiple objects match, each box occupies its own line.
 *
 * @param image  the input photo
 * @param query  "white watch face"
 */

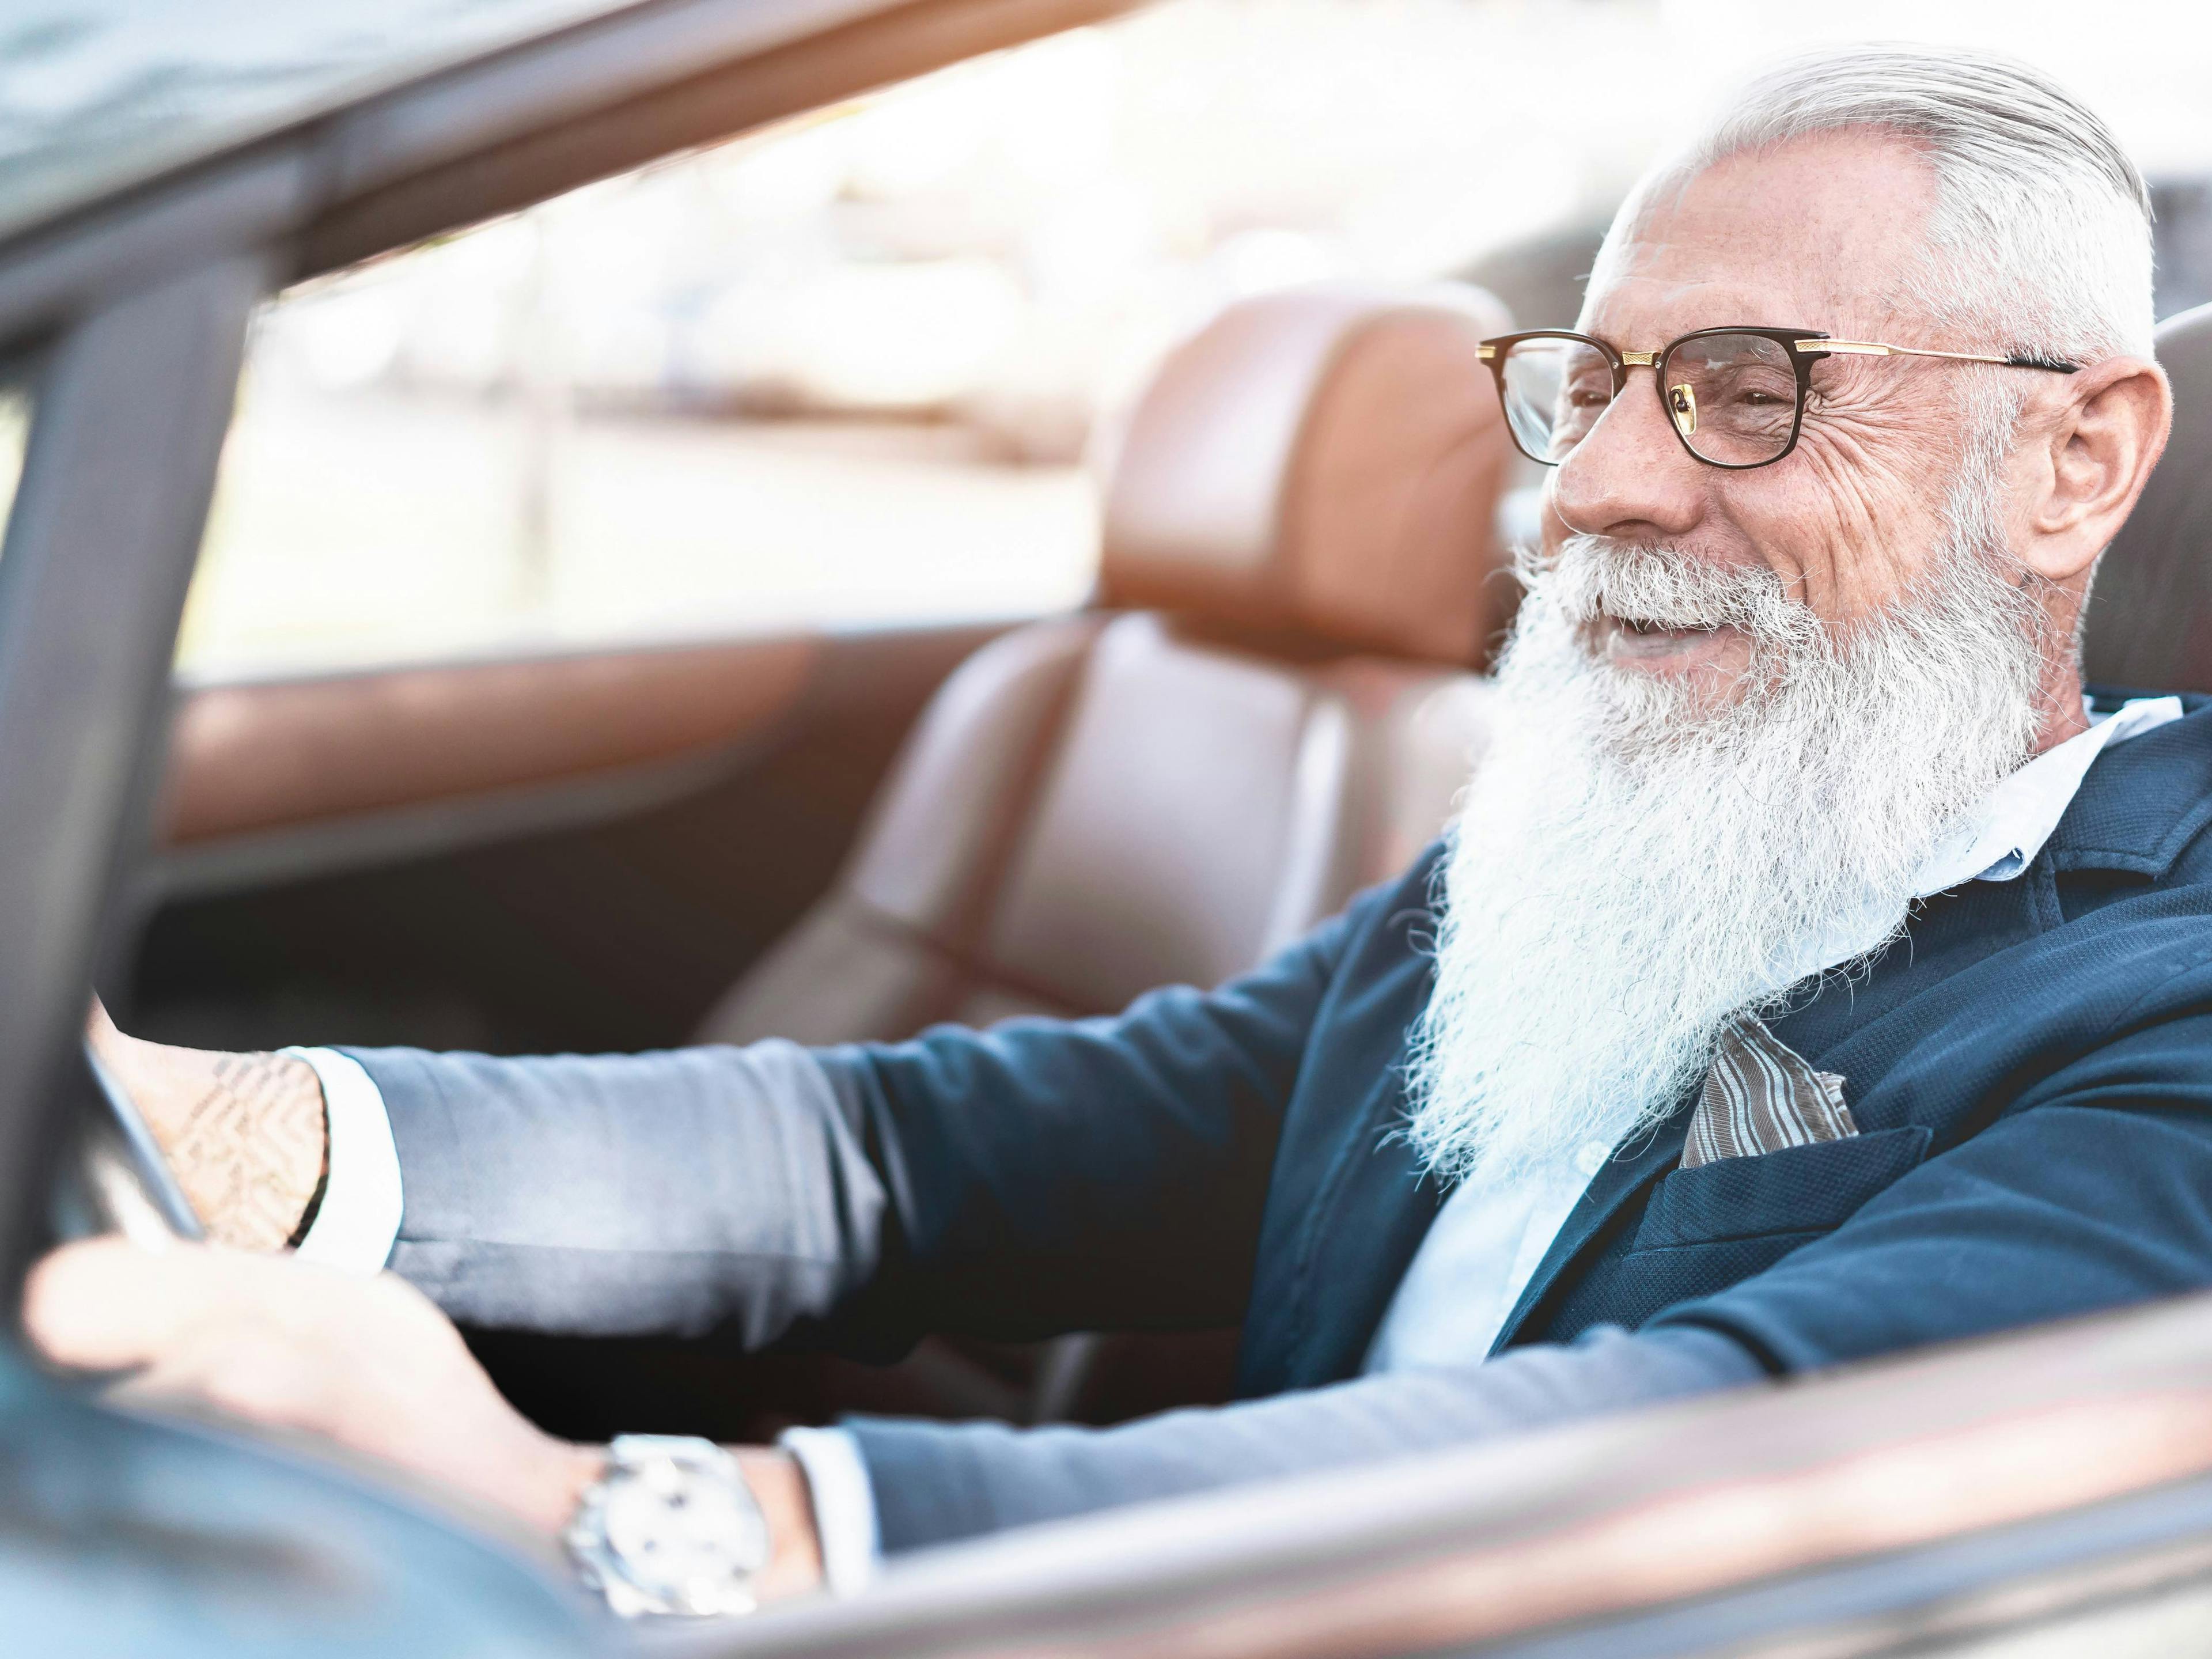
xmin=601 ymin=1453 xmax=770 ymax=1605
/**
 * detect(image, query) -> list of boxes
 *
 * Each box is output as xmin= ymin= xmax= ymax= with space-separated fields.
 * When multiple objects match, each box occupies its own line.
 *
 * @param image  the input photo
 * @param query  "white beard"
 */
xmin=1402 ymin=468 xmax=2048 ymax=1189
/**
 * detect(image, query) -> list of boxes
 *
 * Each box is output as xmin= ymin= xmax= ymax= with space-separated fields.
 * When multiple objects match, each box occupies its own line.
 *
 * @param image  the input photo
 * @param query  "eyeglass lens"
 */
xmin=1499 ymin=332 xmax=1802 ymax=467
xmin=1498 ymin=336 xmax=1613 ymax=464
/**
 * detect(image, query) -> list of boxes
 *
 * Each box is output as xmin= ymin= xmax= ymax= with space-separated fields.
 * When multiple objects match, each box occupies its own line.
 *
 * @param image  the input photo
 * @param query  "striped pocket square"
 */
xmin=1681 ymin=1016 xmax=1857 ymax=1169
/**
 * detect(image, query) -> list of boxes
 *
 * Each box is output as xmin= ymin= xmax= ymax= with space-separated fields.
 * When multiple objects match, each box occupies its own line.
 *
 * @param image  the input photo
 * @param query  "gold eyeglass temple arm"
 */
xmin=1796 ymin=338 xmax=2014 ymax=365
xmin=1475 ymin=338 xmax=2074 ymax=371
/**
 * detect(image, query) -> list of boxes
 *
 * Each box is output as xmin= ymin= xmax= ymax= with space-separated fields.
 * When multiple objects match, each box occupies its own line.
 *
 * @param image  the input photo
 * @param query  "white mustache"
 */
xmin=1533 ymin=536 xmax=1813 ymax=643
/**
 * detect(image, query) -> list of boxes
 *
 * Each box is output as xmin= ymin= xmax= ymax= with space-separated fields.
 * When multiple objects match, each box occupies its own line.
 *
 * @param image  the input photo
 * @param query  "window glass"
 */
xmin=0 ymin=0 xmax=631 ymax=243
xmin=182 ymin=217 xmax=1103 ymax=672
xmin=179 ymin=0 xmax=2212 ymax=676
xmin=0 ymin=385 xmax=31 ymax=547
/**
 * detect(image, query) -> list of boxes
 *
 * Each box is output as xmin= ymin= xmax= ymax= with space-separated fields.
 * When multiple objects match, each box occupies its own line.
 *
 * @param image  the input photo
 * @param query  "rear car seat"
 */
xmin=695 ymin=282 xmax=1519 ymax=1427
xmin=2085 ymin=299 xmax=2212 ymax=693
xmin=700 ymin=283 xmax=1516 ymax=1050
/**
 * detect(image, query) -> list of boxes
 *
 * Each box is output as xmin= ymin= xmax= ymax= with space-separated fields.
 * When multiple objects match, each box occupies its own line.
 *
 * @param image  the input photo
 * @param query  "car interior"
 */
xmin=707 ymin=282 xmax=2212 ymax=1659
xmin=2086 ymin=300 xmax=2212 ymax=694
xmin=96 ymin=29 xmax=2212 ymax=1498
xmin=18 ymin=2 xmax=2212 ymax=1653
xmin=123 ymin=277 xmax=1526 ymax=1438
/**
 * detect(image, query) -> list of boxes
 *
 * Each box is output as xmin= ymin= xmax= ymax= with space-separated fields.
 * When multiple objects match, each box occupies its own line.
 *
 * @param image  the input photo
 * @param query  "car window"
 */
xmin=180 ymin=181 xmax=1104 ymax=675
xmin=0 ymin=0 xmax=641 ymax=244
xmin=178 ymin=0 xmax=1591 ymax=677
xmin=176 ymin=0 xmax=2212 ymax=677
xmin=177 ymin=112 xmax=1114 ymax=674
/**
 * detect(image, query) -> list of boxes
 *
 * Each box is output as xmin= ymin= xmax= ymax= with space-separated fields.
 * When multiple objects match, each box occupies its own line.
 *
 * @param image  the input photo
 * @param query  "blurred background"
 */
xmin=67 ymin=0 xmax=2212 ymax=676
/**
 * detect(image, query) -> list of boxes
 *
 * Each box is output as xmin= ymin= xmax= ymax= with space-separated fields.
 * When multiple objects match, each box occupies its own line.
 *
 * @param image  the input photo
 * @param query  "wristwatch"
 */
xmin=563 ymin=1435 xmax=772 ymax=1618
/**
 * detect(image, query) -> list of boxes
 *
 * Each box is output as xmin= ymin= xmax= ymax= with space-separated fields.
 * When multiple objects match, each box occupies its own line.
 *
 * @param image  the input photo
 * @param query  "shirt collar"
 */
xmin=1777 ymin=695 xmax=2184 ymax=987
xmin=1911 ymin=695 xmax=2185 ymax=897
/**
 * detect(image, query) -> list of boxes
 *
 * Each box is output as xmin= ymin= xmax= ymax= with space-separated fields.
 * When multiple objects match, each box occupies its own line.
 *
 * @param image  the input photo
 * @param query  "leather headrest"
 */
xmin=1097 ymin=283 xmax=1516 ymax=667
xmin=2084 ymin=302 xmax=2212 ymax=693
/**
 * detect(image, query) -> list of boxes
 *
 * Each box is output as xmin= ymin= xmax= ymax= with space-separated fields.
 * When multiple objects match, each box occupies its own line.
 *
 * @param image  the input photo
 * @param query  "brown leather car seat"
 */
xmin=692 ymin=284 xmax=1515 ymax=1429
xmin=2085 ymin=300 xmax=2212 ymax=692
xmin=700 ymin=283 xmax=1514 ymax=1052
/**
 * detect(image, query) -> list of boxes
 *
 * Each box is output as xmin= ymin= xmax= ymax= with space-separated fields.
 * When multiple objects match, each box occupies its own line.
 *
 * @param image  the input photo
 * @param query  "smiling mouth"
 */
xmin=1596 ymin=614 xmax=1735 ymax=662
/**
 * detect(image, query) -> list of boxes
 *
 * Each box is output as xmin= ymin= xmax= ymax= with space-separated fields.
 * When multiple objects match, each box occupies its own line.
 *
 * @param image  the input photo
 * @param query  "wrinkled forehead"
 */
xmin=1580 ymin=130 xmax=1942 ymax=344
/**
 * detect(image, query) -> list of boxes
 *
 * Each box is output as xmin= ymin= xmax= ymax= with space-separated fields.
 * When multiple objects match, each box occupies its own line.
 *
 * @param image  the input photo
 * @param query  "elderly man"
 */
xmin=28 ymin=45 xmax=2209 ymax=1618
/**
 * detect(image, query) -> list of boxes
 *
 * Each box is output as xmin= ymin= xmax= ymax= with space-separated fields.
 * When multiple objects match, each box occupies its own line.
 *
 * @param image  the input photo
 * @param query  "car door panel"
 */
xmin=160 ymin=633 xmax=819 ymax=847
xmin=124 ymin=619 xmax=1006 ymax=1059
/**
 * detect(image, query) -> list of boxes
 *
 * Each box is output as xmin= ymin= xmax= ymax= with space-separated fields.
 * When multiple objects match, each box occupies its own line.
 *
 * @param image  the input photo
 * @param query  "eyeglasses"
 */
xmin=1477 ymin=328 xmax=2081 ymax=471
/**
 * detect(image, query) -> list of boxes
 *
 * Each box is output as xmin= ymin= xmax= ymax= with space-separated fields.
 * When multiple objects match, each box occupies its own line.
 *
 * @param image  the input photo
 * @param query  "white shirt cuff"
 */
xmin=777 ymin=1426 xmax=880 ymax=1595
xmin=285 ymin=1047 xmax=404 ymax=1275
xmin=278 ymin=1045 xmax=877 ymax=1593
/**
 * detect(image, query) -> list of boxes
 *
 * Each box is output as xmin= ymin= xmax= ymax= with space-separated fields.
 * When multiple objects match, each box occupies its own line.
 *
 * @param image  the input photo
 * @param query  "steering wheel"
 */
xmin=50 ymin=1043 xmax=203 ymax=1246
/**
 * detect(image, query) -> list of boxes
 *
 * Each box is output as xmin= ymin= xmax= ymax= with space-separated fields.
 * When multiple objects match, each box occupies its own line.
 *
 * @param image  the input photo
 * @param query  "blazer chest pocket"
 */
xmin=1633 ymin=1125 xmax=1934 ymax=1253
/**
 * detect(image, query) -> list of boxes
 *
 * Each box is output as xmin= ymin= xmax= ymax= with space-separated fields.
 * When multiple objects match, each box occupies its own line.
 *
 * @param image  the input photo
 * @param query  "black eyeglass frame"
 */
xmin=1476 ymin=327 xmax=2082 ymax=472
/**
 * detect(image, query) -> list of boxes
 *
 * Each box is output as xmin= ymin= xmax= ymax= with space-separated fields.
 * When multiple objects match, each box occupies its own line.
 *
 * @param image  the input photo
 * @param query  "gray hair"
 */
xmin=1595 ymin=44 xmax=2153 ymax=365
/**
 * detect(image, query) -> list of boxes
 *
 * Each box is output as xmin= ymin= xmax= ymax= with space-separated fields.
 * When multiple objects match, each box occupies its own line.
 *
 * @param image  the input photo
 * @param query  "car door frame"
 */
xmin=0 ymin=252 xmax=268 ymax=1286
xmin=0 ymin=0 xmax=1138 ymax=1290
xmin=0 ymin=0 xmax=1167 ymax=1149
xmin=22 ymin=8 xmax=2212 ymax=1658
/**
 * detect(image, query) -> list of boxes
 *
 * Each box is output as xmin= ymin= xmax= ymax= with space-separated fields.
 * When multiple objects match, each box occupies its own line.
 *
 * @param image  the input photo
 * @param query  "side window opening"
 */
xmin=177 ymin=2 xmax=2212 ymax=680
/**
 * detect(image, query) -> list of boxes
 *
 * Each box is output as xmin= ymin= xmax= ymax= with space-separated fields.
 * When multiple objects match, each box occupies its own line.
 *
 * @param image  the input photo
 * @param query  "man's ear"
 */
xmin=2020 ymin=354 xmax=2172 ymax=584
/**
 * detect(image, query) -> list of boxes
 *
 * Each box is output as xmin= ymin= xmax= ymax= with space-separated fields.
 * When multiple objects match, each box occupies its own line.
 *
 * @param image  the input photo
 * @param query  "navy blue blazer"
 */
xmin=361 ymin=693 xmax=2212 ymax=1550
xmin=806 ymin=694 xmax=2212 ymax=1395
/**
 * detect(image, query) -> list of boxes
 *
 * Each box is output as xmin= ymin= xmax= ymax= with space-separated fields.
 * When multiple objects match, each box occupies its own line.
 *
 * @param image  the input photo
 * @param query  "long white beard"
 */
xmin=1403 ymin=471 xmax=2048 ymax=1189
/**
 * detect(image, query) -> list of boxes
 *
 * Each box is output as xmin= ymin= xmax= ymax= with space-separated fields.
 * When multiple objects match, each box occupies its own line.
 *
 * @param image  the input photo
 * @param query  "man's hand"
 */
xmin=28 ymin=1238 xmax=596 ymax=1532
xmin=25 ymin=1239 xmax=825 ymax=1601
xmin=87 ymin=1002 xmax=326 ymax=1251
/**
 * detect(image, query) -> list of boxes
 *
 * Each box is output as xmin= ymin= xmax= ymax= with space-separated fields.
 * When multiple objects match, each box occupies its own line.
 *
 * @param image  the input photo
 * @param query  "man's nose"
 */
xmin=1549 ymin=369 xmax=1708 ymax=540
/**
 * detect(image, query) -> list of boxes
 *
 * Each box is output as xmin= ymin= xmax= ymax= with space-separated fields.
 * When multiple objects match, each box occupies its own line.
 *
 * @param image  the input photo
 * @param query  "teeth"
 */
xmin=1613 ymin=617 xmax=1716 ymax=635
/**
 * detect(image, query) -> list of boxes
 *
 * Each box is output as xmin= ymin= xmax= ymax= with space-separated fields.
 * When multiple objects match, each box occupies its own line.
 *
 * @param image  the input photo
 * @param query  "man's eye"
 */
xmin=1708 ymin=374 xmax=1794 ymax=408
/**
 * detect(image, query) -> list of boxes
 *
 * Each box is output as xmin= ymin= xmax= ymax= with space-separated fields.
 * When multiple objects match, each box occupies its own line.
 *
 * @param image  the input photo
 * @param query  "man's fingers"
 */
xmin=84 ymin=995 xmax=137 ymax=1073
xmin=28 ymin=1237 xmax=597 ymax=1541
xmin=104 ymin=1321 xmax=328 ymax=1427
xmin=25 ymin=1238 xmax=279 ymax=1372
